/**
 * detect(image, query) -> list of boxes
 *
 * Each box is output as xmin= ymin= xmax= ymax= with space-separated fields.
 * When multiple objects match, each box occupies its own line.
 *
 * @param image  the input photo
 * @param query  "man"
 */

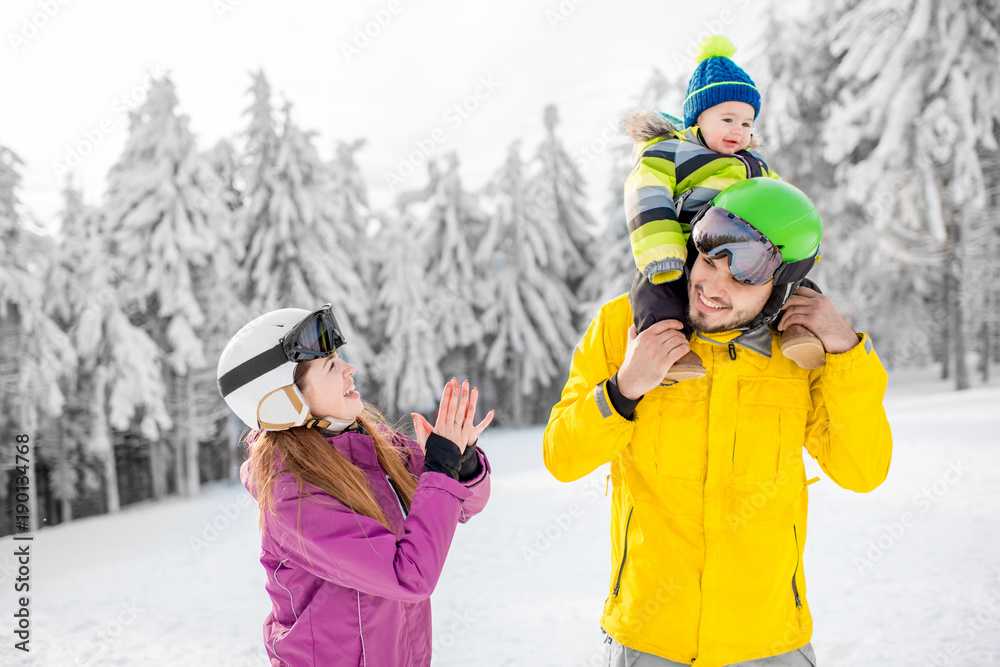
xmin=543 ymin=178 xmax=892 ymax=667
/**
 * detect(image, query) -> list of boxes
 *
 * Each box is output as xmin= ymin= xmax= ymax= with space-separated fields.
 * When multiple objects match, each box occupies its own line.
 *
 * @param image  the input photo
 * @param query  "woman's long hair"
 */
xmin=244 ymin=362 xmax=418 ymax=533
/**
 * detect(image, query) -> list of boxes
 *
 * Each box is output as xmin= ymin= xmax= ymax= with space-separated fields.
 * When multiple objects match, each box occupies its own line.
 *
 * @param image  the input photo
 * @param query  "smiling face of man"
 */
xmin=687 ymin=251 xmax=773 ymax=333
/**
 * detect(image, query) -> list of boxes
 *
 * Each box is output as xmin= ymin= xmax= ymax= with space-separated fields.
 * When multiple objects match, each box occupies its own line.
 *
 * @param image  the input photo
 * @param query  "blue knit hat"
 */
xmin=683 ymin=35 xmax=761 ymax=130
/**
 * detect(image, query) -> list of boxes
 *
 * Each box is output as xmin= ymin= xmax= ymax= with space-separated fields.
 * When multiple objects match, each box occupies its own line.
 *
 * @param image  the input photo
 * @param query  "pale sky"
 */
xmin=1 ymin=0 xmax=763 ymax=235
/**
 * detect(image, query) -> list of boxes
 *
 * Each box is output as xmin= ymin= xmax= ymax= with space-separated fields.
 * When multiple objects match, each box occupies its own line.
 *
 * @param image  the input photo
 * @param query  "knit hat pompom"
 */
xmin=695 ymin=35 xmax=737 ymax=63
xmin=682 ymin=35 xmax=761 ymax=130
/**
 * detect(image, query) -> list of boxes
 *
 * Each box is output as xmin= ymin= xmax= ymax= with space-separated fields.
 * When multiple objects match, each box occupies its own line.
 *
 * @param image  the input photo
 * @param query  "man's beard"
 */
xmin=688 ymin=285 xmax=769 ymax=333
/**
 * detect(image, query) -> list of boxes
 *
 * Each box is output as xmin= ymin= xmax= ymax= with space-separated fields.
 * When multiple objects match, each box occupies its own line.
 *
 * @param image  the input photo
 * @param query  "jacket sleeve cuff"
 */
xmin=604 ymin=373 xmax=642 ymax=420
xmin=459 ymin=448 xmax=490 ymax=488
xmin=823 ymin=332 xmax=876 ymax=375
xmin=457 ymin=443 xmax=482 ymax=481
xmin=644 ymin=257 xmax=685 ymax=285
xmin=422 ymin=433 xmax=462 ymax=480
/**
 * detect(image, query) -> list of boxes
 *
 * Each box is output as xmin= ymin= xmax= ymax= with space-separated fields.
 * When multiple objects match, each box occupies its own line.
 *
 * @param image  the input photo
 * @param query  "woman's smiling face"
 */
xmin=296 ymin=350 xmax=363 ymax=421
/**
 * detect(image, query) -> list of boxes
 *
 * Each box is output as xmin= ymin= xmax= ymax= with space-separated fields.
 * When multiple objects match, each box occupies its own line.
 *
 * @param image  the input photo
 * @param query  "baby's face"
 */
xmin=696 ymin=101 xmax=756 ymax=154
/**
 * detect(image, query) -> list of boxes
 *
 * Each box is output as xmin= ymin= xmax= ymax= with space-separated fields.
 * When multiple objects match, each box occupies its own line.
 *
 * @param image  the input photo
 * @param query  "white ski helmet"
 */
xmin=216 ymin=306 xmax=345 ymax=431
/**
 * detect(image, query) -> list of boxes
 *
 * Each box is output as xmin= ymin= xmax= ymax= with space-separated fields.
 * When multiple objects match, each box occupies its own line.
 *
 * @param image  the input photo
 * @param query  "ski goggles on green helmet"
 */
xmin=218 ymin=304 xmax=345 ymax=398
xmin=692 ymin=207 xmax=817 ymax=286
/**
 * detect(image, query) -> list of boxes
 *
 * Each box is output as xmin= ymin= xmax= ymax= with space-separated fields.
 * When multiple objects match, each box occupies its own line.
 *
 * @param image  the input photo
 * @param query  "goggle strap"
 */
xmin=218 ymin=344 xmax=287 ymax=398
xmin=286 ymin=344 xmax=336 ymax=359
xmin=774 ymin=255 xmax=817 ymax=285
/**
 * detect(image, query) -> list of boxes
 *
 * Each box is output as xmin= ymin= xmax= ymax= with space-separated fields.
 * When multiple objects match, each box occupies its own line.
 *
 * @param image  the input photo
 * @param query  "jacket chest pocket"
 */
xmin=732 ymin=377 xmax=811 ymax=486
xmin=635 ymin=380 xmax=708 ymax=481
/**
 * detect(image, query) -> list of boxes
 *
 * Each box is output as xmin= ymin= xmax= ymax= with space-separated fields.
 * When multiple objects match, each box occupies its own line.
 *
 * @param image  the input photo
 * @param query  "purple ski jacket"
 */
xmin=240 ymin=427 xmax=491 ymax=666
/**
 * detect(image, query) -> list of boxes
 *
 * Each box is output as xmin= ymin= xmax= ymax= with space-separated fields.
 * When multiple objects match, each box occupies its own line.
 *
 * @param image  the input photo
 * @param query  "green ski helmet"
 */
xmin=690 ymin=178 xmax=824 ymax=330
xmin=705 ymin=178 xmax=823 ymax=282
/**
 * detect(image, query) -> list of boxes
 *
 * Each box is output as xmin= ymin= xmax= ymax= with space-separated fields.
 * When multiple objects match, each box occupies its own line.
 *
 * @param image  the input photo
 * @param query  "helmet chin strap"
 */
xmin=749 ymin=281 xmax=800 ymax=333
xmin=303 ymin=413 xmax=356 ymax=433
xmin=728 ymin=278 xmax=818 ymax=358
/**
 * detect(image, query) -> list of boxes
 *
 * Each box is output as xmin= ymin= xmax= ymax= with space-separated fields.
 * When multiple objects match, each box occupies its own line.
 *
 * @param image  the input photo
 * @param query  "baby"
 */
xmin=624 ymin=35 xmax=824 ymax=381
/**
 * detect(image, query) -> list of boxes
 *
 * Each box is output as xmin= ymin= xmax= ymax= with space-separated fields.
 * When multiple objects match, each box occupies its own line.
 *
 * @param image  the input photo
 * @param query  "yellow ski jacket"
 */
xmin=543 ymin=294 xmax=892 ymax=666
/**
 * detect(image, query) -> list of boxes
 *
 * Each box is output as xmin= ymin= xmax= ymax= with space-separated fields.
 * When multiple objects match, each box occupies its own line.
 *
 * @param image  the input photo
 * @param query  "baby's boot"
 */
xmin=780 ymin=324 xmax=826 ymax=369
xmin=662 ymin=349 xmax=706 ymax=383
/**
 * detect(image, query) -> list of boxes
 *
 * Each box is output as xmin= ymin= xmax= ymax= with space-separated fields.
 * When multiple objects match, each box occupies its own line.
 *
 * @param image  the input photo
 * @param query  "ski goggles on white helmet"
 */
xmin=217 ymin=303 xmax=345 ymax=400
xmin=692 ymin=207 xmax=816 ymax=286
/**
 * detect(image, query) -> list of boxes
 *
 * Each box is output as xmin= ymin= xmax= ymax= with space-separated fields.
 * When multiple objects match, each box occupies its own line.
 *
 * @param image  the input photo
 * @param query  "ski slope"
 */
xmin=2 ymin=367 xmax=998 ymax=666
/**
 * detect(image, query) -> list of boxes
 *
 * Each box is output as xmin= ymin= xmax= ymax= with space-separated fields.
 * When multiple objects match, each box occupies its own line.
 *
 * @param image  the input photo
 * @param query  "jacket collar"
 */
xmin=318 ymin=423 xmax=381 ymax=471
xmin=680 ymin=126 xmax=707 ymax=147
xmin=694 ymin=328 xmax=773 ymax=371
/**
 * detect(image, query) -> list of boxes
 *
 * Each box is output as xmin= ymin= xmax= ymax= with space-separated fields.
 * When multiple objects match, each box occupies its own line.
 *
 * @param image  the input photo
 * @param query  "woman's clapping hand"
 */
xmin=411 ymin=378 xmax=494 ymax=454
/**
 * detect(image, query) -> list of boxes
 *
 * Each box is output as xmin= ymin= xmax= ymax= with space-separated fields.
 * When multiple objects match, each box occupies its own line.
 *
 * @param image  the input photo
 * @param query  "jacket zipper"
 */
xmin=735 ymin=152 xmax=751 ymax=177
xmin=733 ymin=151 xmax=761 ymax=179
xmin=792 ymin=526 xmax=802 ymax=607
xmin=696 ymin=332 xmax=747 ymax=358
xmin=386 ymin=474 xmax=408 ymax=517
xmin=613 ymin=507 xmax=634 ymax=596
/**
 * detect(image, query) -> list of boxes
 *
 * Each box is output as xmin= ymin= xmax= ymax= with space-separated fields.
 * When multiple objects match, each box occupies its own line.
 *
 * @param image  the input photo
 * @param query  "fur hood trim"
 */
xmin=625 ymin=108 xmax=759 ymax=151
xmin=624 ymin=109 xmax=681 ymax=143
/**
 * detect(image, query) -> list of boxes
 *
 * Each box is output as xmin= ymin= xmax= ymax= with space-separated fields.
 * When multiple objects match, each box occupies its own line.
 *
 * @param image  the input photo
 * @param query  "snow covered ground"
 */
xmin=2 ymin=366 xmax=999 ymax=666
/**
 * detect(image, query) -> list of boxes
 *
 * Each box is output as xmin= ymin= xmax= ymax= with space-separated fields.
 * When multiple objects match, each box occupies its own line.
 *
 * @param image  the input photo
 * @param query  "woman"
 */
xmin=216 ymin=304 xmax=492 ymax=666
